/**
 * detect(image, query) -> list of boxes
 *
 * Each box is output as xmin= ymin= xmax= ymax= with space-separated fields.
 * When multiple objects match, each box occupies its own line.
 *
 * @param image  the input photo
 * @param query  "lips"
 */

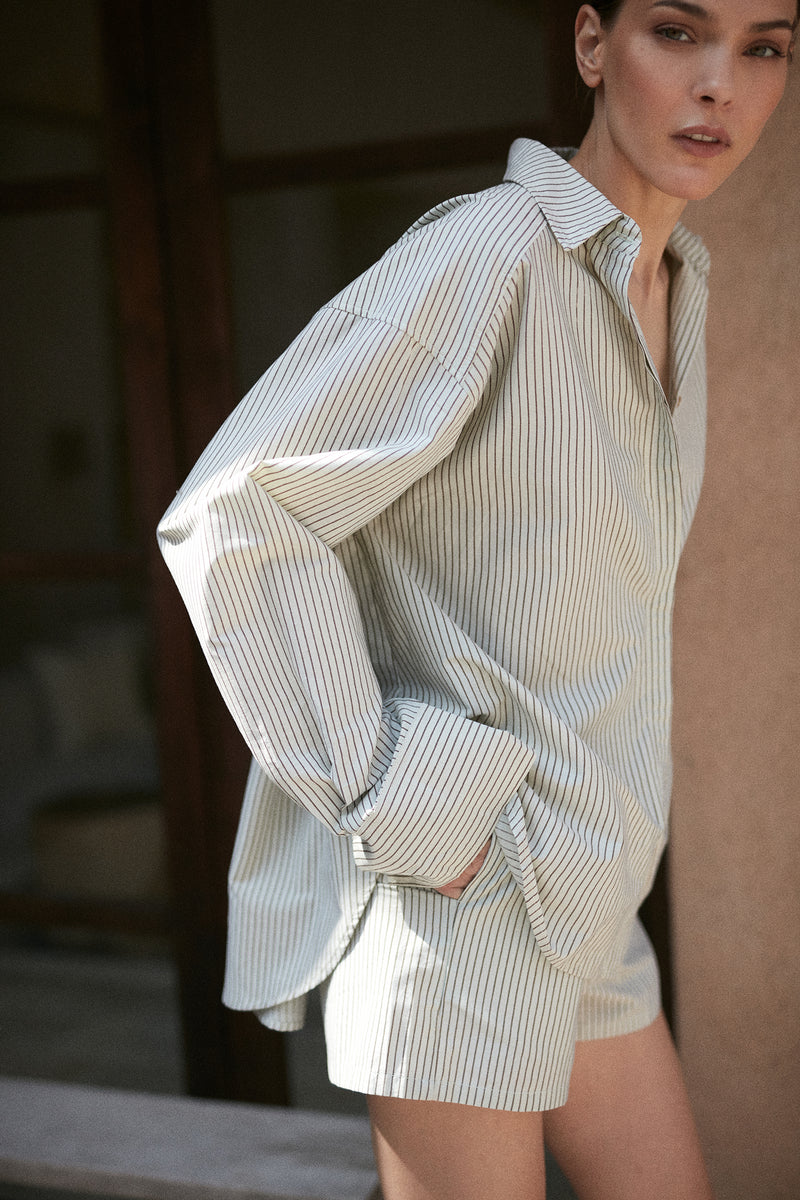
xmin=673 ymin=125 xmax=731 ymax=157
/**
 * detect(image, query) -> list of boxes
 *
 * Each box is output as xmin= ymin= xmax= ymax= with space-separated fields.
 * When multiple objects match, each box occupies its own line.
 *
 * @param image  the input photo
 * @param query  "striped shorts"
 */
xmin=319 ymin=836 xmax=661 ymax=1112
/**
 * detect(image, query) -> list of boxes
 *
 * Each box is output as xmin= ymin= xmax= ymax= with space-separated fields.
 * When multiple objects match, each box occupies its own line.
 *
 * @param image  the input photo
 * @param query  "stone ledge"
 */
xmin=0 ymin=1077 xmax=379 ymax=1200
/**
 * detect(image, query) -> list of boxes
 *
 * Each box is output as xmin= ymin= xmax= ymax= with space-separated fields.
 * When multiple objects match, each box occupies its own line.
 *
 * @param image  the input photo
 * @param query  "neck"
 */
xmin=569 ymin=118 xmax=687 ymax=295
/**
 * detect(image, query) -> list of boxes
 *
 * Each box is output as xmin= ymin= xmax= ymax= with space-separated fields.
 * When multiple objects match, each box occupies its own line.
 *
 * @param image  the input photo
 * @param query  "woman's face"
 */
xmin=579 ymin=0 xmax=796 ymax=202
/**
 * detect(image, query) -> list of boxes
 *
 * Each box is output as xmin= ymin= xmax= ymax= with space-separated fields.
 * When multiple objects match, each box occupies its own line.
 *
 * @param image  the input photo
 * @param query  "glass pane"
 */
xmin=0 ymin=578 xmax=159 ymax=812
xmin=0 ymin=576 xmax=182 ymax=1095
xmin=0 ymin=0 xmax=122 ymax=557
xmin=213 ymin=0 xmax=547 ymax=158
xmin=0 ymin=0 xmax=101 ymax=181
xmin=0 ymin=209 xmax=125 ymax=555
xmin=0 ymin=709 xmax=182 ymax=1082
xmin=0 ymin=581 xmax=157 ymax=863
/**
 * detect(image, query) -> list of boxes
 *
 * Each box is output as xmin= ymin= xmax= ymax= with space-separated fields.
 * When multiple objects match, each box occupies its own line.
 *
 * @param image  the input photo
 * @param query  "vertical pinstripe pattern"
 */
xmin=157 ymin=143 xmax=709 ymax=1055
xmin=573 ymin=914 xmax=661 ymax=1043
xmin=320 ymin=837 xmax=585 ymax=1111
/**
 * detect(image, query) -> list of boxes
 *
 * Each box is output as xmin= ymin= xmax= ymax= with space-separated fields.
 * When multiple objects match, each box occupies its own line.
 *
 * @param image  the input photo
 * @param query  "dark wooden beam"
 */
xmin=146 ymin=0 xmax=238 ymax=464
xmin=0 ymin=890 xmax=169 ymax=938
xmin=0 ymin=175 xmax=105 ymax=215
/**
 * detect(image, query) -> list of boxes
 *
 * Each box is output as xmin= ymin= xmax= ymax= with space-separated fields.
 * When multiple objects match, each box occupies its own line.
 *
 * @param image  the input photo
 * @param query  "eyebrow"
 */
xmin=651 ymin=1 xmax=796 ymax=32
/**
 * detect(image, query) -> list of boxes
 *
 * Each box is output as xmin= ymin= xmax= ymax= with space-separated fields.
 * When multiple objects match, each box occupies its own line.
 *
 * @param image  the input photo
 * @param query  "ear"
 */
xmin=574 ymin=5 xmax=606 ymax=90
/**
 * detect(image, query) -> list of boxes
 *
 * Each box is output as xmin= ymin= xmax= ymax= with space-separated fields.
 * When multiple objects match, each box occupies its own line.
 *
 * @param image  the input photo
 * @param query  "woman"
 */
xmin=158 ymin=3 xmax=796 ymax=1197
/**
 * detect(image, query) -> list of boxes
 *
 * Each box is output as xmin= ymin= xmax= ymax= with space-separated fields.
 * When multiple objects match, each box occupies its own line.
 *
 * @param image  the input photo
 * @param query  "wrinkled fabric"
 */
xmin=157 ymin=141 xmax=709 ymax=1027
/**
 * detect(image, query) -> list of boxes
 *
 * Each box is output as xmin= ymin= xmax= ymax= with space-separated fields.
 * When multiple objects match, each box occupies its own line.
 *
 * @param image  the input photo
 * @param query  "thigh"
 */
xmin=368 ymin=1095 xmax=546 ymax=1200
xmin=543 ymin=1012 xmax=715 ymax=1200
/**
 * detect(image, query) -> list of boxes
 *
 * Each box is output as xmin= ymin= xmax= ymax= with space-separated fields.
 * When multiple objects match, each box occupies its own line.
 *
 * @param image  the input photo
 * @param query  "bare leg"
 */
xmin=367 ymin=1095 xmax=546 ymax=1200
xmin=544 ymin=1012 xmax=715 ymax=1200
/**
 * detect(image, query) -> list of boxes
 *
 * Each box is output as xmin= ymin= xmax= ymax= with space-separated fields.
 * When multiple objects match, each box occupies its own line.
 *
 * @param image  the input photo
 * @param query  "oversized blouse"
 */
xmin=157 ymin=140 xmax=710 ymax=1030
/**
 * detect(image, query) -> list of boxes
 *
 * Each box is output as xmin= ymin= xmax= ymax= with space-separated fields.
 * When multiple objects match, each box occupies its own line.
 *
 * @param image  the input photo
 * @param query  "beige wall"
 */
xmin=672 ymin=69 xmax=800 ymax=1200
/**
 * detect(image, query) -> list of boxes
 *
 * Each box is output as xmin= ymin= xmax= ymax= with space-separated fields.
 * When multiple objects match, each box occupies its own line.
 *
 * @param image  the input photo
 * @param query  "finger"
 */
xmin=434 ymin=841 xmax=491 ymax=898
xmin=435 ymin=884 xmax=464 ymax=899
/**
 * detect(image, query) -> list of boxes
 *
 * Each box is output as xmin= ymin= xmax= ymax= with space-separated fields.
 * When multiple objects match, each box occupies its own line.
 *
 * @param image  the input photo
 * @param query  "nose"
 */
xmin=693 ymin=47 xmax=735 ymax=107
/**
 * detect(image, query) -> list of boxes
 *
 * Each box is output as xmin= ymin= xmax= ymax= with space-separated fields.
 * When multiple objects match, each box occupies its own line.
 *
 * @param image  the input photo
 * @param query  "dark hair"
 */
xmin=590 ymin=0 xmax=624 ymax=23
xmin=587 ymin=0 xmax=799 ymax=28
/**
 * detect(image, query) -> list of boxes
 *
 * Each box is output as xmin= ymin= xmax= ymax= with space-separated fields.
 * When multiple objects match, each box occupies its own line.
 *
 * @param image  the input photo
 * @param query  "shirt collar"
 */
xmin=504 ymin=138 xmax=709 ymax=278
xmin=666 ymin=220 xmax=710 ymax=278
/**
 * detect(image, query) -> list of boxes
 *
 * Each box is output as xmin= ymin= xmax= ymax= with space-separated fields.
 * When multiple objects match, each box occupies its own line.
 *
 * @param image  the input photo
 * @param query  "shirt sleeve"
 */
xmin=158 ymin=302 xmax=535 ymax=887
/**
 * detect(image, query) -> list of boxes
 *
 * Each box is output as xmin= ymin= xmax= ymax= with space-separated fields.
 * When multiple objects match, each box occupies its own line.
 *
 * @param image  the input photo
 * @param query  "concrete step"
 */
xmin=0 ymin=1077 xmax=379 ymax=1200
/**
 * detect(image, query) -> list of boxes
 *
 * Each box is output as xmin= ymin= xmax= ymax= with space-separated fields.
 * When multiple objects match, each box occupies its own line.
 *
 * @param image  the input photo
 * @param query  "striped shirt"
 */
xmin=158 ymin=140 xmax=709 ymax=1027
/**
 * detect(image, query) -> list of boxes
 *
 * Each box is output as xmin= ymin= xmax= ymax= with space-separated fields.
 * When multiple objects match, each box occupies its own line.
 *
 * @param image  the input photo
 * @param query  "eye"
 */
xmin=656 ymin=25 xmax=692 ymax=43
xmin=745 ymin=43 xmax=786 ymax=59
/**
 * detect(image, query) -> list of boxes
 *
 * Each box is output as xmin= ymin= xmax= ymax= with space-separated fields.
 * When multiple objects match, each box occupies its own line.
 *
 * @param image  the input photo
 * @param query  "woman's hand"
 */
xmin=434 ymin=841 xmax=491 ymax=899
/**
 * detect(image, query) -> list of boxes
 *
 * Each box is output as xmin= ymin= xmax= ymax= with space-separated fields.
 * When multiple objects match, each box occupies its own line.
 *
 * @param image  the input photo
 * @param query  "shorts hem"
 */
xmin=326 ymin=1067 xmax=570 ymax=1113
xmin=574 ymin=993 xmax=662 ymax=1043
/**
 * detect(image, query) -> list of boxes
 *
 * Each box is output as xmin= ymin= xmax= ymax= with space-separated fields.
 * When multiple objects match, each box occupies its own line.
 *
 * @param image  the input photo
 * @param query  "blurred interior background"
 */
xmin=1 ymin=4 xmax=798 ymax=1199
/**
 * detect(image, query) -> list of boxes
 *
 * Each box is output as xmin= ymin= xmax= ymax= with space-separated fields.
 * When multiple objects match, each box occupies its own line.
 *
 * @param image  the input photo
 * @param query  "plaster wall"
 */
xmin=673 ymin=67 xmax=800 ymax=1200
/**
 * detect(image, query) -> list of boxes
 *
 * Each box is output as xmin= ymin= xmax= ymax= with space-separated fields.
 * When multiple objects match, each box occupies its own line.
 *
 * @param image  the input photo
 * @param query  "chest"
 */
xmin=628 ymin=270 xmax=672 ymax=401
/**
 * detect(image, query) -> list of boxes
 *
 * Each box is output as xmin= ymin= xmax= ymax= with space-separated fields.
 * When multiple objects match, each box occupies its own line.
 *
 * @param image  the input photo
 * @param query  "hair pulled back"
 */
xmin=588 ymin=0 xmax=625 ymax=23
xmin=584 ymin=0 xmax=799 ymax=27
